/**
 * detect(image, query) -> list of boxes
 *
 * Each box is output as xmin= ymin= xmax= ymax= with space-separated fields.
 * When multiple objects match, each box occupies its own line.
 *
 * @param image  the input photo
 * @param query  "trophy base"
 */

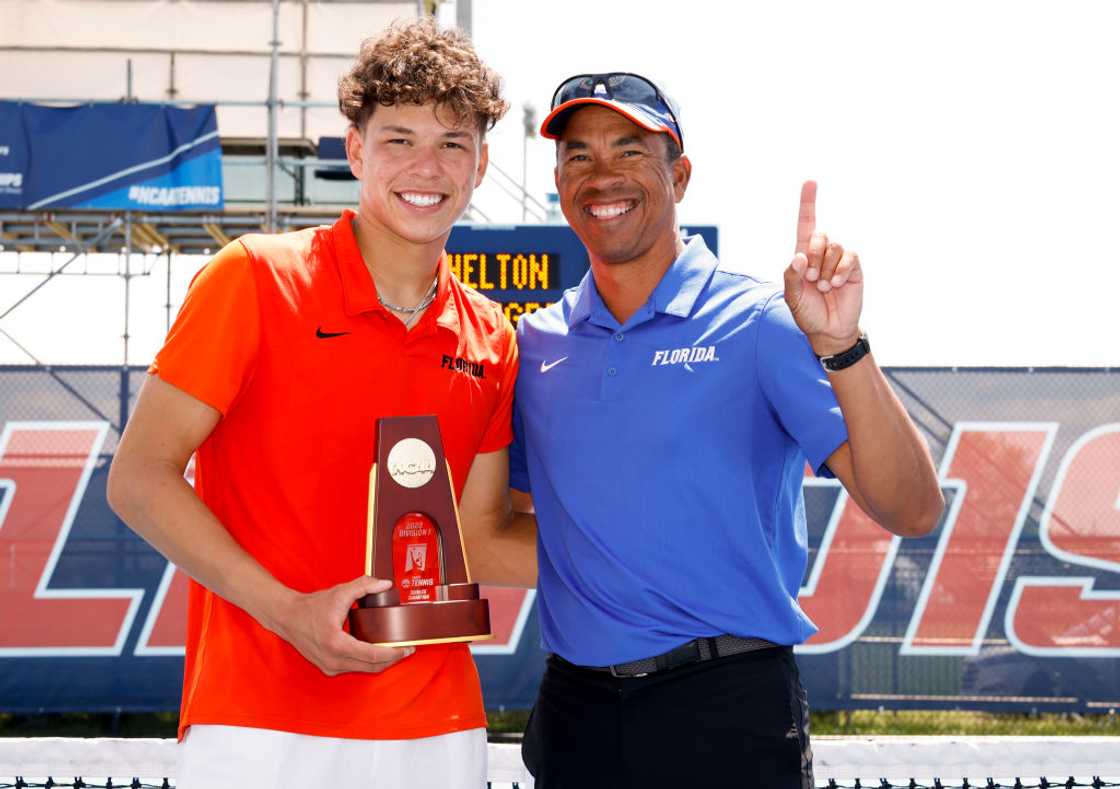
xmin=349 ymin=583 xmax=492 ymax=648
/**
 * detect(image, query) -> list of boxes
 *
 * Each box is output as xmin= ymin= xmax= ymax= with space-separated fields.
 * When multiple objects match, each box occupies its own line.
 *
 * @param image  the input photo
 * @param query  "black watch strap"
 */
xmin=818 ymin=333 xmax=871 ymax=372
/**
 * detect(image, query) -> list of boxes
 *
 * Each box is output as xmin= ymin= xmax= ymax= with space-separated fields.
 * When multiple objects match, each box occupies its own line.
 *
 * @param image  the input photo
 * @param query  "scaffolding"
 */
xmin=0 ymin=0 xmax=548 ymax=369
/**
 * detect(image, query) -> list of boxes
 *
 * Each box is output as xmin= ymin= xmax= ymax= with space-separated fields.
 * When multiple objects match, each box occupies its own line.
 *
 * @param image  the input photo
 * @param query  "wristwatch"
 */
xmin=818 ymin=332 xmax=871 ymax=372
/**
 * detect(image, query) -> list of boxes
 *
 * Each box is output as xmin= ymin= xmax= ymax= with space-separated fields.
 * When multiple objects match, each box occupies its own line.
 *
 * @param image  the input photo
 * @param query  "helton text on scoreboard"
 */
xmin=445 ymin=224 xmax=718 ymax=324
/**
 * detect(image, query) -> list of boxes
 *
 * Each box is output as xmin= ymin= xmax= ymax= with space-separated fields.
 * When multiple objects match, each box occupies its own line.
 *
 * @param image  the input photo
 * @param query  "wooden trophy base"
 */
xmin=348 ymin=582 xmax=492 ymax=648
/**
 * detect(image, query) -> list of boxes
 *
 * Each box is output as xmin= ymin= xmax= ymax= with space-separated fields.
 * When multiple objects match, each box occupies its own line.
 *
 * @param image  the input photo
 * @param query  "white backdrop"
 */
xmin=474 ymin=0 xmax=1119 ymax=367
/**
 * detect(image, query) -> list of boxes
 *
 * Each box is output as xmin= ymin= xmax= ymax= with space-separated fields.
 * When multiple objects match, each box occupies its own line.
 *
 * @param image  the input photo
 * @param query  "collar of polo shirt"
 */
xmin=332 ymin=209 xmax=461 ymax=337
xmin=567 ymin=235 xmax=720 ymax=329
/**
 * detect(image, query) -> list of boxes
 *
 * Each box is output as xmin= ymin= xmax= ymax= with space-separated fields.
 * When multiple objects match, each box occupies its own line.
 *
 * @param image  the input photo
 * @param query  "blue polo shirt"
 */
xmin=510 ymin=235 xmax=849 ymax=666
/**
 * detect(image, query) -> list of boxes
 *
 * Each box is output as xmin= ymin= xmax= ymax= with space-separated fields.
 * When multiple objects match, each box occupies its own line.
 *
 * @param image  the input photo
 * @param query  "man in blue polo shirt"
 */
xmin=508 ymin=73 xmax=945 ymax=788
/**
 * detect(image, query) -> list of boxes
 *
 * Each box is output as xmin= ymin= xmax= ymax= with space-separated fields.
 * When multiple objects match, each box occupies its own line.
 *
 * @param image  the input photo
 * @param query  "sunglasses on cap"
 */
xmin=542 ymin=71 xmax=684 ymax=151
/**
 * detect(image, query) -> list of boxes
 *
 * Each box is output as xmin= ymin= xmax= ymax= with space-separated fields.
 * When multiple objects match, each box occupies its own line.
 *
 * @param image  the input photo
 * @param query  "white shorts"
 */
xmin=177 ymin=724 xmax=488 ymax=789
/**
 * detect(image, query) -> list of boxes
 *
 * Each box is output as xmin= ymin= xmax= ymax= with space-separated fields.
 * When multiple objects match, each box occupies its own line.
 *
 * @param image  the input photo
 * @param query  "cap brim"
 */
xmin=539 ymin=98 xmax=683 ymax=150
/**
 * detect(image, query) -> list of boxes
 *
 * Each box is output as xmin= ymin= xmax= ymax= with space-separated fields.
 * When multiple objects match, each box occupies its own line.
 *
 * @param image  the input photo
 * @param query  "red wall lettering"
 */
xmin=0 ymin=422 xmax=141 ymax=655
xmin=902 ymin=423 xmax=1055 ymax=655
xmin=1007 ymin=425 xmax=1120 ymax=655
xmin=134 ymin=565 xmax=190 ymax=655
xmin=471 ymin=586 xmax=536 ymax=655
xmin=797 ymin=481 xmax=900 ymax=654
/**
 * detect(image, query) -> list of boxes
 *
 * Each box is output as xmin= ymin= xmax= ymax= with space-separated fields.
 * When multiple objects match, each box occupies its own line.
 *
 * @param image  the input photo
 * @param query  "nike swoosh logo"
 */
xmin=540 ymin=357 xmax=568 ymax=373
xmin=316 ymin=327 xmax=351 ymax=339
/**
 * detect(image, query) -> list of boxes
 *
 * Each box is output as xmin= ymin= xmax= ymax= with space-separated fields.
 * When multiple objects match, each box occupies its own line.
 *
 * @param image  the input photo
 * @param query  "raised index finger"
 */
xmin=795 ymin=180 xmax=817 ymax=256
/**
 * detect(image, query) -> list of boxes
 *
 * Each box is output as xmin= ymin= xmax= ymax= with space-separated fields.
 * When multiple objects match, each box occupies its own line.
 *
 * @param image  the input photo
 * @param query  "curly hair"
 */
xmin=338 ymin=19 xmax=508 ymax=134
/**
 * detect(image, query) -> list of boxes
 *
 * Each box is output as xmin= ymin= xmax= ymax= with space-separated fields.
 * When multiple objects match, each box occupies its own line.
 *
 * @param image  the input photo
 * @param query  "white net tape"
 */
xmin=1 ymin=737 xmax=1119 ymax=788
xmin=816 ymin=736 xmax=1120 ymax=779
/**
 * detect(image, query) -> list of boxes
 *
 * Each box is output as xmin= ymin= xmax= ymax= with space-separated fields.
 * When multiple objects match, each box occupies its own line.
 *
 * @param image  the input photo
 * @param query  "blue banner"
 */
xmin=0 ymin=102 xmax=223 ymax=211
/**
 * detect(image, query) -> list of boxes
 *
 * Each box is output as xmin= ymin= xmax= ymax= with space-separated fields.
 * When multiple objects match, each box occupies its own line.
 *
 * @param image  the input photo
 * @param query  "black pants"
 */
xmin=521 ymin=646 xmax=814 ymax=789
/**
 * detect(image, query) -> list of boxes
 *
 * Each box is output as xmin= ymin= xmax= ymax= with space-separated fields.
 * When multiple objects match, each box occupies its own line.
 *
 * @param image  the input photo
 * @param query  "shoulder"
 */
xmin=227 ymin=226 xmax=337 ymax=303
xmin=515 ymin=286 xmax=578 ymax=342
xmin=236 ymin=226 xmax=327 ymax=274
xmin=749 ymin=288 xmax=816 ymax=360
xmin=701 ymin=260 xmax=787 ymax=327
xmin=449 ymin=277 xmax=516 ymax=352
xmin=690 ymin=257 xmax=809 ymax=353
xmin=184 ymin=238 xmax=257 ymax=298
xmin=755 ymin=290 xmax=801 ymax=333
xmin=708 ymin=255 xmax=775 ymax=298
xmin=450 ymin=276 xmax=509 ymax=334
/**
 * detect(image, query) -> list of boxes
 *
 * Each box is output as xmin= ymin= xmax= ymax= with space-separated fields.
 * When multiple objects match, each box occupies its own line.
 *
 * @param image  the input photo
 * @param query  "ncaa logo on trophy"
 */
xmin=386 ymin=438 xmax=436 ymax=489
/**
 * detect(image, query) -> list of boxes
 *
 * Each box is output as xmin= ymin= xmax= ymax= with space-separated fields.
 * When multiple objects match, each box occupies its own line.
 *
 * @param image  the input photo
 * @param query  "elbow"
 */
xmin=894 ymin=483 xmax=945 ymax=538
xmin=917 ymin=479 xmax=947 ymax=536
xmin=106 ymin=455 xmax=135 ymax=520
xmin=105 ymin=457 xmax=125 ymax=517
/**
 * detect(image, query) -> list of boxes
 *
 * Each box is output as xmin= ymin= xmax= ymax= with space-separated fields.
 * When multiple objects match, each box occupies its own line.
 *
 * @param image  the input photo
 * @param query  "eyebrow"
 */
xmin=377 ymin=125 xmax=474 ymax=141
xmin=561 ymin=135 xmax=647 ymax=150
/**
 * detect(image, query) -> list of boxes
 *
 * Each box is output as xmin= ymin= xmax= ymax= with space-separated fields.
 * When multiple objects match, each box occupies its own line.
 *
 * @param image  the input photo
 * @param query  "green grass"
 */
xmin=486 ymin=709 xmax=531 ymax=734
xmin=487 ymin=709 xmax=1120 ymax=737
xmin=0 ymin=712 xmax=179 ymax=738
xmin=811 ymin=710 xmax=1120 ymax=736
xmin=2 ymin=710 xmax=1117 ymax=738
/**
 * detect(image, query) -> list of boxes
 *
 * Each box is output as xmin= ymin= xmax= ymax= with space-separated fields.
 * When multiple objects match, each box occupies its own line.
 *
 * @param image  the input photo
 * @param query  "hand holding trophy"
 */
xmin=348 ymin=416 xmax=492 ymax=646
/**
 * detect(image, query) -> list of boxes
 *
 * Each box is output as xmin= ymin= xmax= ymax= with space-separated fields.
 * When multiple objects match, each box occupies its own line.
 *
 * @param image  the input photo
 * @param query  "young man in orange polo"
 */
xmin=108 ymin=21 xmax=533 ymax=789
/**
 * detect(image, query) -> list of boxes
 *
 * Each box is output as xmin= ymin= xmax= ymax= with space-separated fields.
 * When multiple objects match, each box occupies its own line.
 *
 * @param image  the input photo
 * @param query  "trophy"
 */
xmin=348 ymin=415 xmax=492 ymax=647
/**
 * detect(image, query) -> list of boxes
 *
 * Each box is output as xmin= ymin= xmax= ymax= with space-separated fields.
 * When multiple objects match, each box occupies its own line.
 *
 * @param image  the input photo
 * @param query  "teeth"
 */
xmin=588 ymin=201 xmax=635 ymax=219
xmin=400 ymin=192 xmax=444 ymax=207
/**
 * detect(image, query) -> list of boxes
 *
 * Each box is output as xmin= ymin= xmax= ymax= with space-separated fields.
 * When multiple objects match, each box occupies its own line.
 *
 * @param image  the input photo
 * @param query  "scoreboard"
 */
xmin=445 ymin=224 xmax=719 ymax=325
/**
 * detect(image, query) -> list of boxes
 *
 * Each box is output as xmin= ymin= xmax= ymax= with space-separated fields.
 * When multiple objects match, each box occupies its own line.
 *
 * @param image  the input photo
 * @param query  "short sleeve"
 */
xmin=756 ymin=293 xmax=848 ymax=477
xmin=149 ymin=240 xmax=261 ymax=416
xmin=476 ymin=316 xmax=519 ymax=453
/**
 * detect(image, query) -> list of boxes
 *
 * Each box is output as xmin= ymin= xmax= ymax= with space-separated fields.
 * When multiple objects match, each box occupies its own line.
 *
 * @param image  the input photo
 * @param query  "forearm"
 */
xmin=829 ymin=355 xmax=943 ymax=535
xmin=107 ymin=459 xmax=296 ymax=634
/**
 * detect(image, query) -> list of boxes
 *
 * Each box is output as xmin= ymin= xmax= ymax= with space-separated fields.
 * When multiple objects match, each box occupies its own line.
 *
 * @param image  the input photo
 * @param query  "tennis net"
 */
xmin=1 ymin=736 xmax=1119 ymax=787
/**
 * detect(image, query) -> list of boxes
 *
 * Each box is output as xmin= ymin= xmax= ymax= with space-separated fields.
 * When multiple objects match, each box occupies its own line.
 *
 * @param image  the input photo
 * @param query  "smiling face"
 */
xmin=346 ymin=102 xmax=488 ymax=248
xmin=555 ymin=105 xmax=690 ymax=268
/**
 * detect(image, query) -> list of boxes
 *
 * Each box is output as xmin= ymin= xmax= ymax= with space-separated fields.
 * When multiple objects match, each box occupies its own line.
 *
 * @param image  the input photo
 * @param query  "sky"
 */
xmin=1 ymin=0 xmax=1117 ymax=367
xmin=471 ymin=0 xmax=1119 ymax=367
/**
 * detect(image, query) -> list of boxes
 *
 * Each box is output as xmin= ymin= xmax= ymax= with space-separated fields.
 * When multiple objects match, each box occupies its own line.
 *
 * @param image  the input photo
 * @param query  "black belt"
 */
xmin=585 ymin=635 xmax=778 ymax=678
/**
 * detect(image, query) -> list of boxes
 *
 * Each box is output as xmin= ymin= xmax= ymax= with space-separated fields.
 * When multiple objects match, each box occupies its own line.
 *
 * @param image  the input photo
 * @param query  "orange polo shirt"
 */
xmin=150 ymin=210 xmax=517 ymax=741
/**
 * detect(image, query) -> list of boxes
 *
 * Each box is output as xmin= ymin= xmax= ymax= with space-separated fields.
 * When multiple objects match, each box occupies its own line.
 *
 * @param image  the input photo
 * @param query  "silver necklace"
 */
xmin=378 ymin=275 xmax=438 ymax=315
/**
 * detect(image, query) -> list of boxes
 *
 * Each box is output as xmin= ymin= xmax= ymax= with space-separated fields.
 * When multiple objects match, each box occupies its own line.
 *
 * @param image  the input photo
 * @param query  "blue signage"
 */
xmin=0 ymin=102 xmax=223 ymax=211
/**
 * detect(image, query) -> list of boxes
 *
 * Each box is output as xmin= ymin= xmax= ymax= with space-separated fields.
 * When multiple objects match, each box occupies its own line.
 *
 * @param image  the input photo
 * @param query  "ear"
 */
xmin=671 ymin=154 xmax=692 ymax=203
xmin=475 ymin=140 xmax=489 ymax=188
xmin=345 ymin=124 xmax=364 ymax=180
